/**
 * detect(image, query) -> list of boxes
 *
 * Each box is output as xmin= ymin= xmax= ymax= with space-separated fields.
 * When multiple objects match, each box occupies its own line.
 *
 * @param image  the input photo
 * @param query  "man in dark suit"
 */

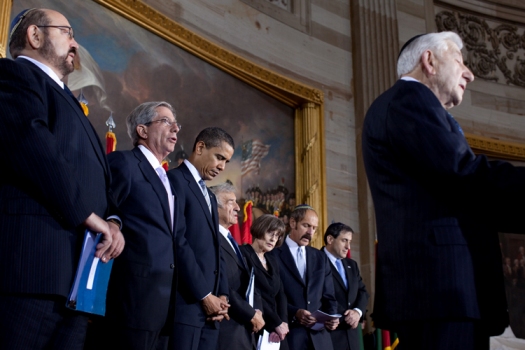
xmin=363 ymin=31 xmax=525 ymax=349
xmin=322 ymin=223 xmax=368 ymax=350
xmin=272 ymin=205 xmax=339 ymax=350
xmin=91 ymin=102 xmax=180 ymax=350
xmin=168 ymin=127 xmax=234 ymax=350
xmin=210 ymin=182 xmax=265 ymax=349
xmin=0 ymin=8 xmax=124 ymax=350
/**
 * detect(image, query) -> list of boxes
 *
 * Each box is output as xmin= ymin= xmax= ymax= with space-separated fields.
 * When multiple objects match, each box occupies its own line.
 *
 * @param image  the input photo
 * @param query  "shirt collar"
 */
xmin=138 ymin=145 xmax=162 ymax=170
xmin=323 ymin=248 xmax=340 ymax=268
xmin=19 ymin=56 xmax=64 ymax=88
xmin=184 ymin=159 xmax=203 ymax=184
xmin=218 ymin=225 xmax=230 ymax=240
xmin=400 ymin=76 xmax=420 ymax=83
xmin=286 ymin=235 xmax=300 ymax=250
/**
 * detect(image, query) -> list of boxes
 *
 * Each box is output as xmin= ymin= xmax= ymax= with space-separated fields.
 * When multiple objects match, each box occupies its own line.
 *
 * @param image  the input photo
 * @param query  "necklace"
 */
xmin=257 ymin=253 xmax=266 ymax=265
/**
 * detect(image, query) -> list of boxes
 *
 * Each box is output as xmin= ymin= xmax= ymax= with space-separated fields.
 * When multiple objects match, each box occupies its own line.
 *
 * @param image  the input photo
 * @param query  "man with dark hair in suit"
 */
xmin=363 ymin=31 xmax=525 ymax=349
xmin=168 ymin=127 xmax=234 ymax=350
xmin=210 ymin=182 xmax=265 ymax=350
xmin=91 ymin=101 xmax=180 ymax=350
xmin=0 ymin=8 xmax=124 ymax=350
xmin=322 ymin=223 xmax=368 ymax=350
xmin=272 ymin=205 xmax=339 ymax=350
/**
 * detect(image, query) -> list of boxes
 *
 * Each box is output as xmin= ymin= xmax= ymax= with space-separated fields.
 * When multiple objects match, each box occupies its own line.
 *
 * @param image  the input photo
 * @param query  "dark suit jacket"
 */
xmin=218 ymin=234 xmax=255 ymax=350
xmin=362 ymin=79 xmax=525 ymax=335
xmin=272 ymin=241 xmax=338 ymax=350
xmin=168 ymin=162 xmax=228 ymax=328
xmin=0 ymin=58 xmax=110 ymax=297
xmin=104 ymin=148 xmax=177 ymax=331
xmin=240 ymin=244 xmax=288 ymax=332
xmin=321 ymin=249 xmax=368 ymax=350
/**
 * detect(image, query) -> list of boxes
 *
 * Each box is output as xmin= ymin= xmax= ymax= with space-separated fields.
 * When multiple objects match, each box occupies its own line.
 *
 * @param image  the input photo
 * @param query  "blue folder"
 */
xmin=66 ymin=230 xmax=114 ymax=316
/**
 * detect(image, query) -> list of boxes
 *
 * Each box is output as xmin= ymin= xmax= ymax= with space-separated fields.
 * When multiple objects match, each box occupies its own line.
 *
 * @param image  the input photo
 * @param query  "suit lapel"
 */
xmin=18 ymin=59 xmax=109 ymax=177
xmin=134 ymin=148 xmax=172 ymax=232
xmin=344 ymin=259 xmax=353 ymax=295
xmin=330 ymin=262 xmax=347 ymax=291
xmin=220 ymin=235 xmax=247 ymax=271
xmin=280 ymin=242 xmax=305 ymax=286
xmin=305 ymin=246 xmax=315 ymax=288
xmin=180 ymin=164 xmax=215 ymax=230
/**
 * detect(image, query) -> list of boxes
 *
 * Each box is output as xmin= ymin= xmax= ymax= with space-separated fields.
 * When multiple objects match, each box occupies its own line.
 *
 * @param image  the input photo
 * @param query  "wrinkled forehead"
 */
xmin=44 ymin=9 xmax=70 ymax=25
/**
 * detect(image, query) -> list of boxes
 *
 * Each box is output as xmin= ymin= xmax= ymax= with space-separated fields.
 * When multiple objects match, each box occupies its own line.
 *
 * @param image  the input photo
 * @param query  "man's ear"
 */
xmin=195 ymin=141 xmax=205 ymax=155
xmin=136 ymin=125 xmax=147 ymax=139
xmin=26 ymin=25 xmax=43 ymax=50
xmin=326 ymin=235 xmax=334 ymax=245
xmin=421 ymin=50 xmax=437 ymax=76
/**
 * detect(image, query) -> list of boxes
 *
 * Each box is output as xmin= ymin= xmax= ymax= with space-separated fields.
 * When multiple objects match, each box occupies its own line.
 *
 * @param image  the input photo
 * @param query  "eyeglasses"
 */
xmin=144 ymin=118 xmax=181 ymax=130
xmin=266 ymin=232 xmax=283 ymax=240
xmin=37 ymin=25 xmax=74 ymax=39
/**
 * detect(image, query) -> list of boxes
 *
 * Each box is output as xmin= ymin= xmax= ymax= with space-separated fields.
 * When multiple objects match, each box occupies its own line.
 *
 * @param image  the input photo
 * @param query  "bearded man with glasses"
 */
xmin=0 ymin=8 xmax=124 ymax=350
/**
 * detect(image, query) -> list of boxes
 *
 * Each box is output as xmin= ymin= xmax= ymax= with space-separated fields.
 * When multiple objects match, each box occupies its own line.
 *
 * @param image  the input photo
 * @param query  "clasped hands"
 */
xmin=268 ymin=321 xmax=289 ymax=343
xmin=295 ymin=309 xmax=339 ymax=330
xmin=202 ymin=294 xmax=230 ymax=322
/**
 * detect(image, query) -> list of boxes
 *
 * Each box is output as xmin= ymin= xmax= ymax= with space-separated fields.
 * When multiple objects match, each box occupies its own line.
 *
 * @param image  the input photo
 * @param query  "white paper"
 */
xmin=256 ymin=330 xmax=281 ymax=350
xmin=246 ymin=267 xmax=255 ymax=306
xmin=310 ymin=310 xmax=342 ymax=331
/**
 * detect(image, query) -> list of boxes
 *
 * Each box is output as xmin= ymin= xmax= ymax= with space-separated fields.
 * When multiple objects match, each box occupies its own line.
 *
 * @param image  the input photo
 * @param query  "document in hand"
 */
xmin=246 ymin=267 xmax=255 ymax=306
xmin=310 ymin=310 xmax=342 ymax=331
xmin=256 ymin=330 xmax=281 ymax=350
xmin=66 ymin=230 xmax=114 ymax=316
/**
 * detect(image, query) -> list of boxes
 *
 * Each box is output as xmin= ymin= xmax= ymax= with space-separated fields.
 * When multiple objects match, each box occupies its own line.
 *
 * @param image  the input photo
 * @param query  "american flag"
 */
xmin=241 ymin=139 xmax=270 ymax=176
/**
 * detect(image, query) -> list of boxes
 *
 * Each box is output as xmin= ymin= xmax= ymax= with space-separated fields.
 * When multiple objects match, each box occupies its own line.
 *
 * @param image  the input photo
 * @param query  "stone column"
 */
xmin=350 ymin=0 xmax=399 ymax=330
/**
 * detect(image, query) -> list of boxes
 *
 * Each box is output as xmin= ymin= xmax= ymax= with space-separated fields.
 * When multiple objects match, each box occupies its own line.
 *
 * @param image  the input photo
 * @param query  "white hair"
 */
xmin=397 ymin=31 xmax=464 ymax=77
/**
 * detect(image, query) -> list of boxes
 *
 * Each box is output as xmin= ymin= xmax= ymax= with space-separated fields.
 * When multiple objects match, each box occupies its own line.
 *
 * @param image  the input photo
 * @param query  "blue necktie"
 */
xmin=297 ymin=247 xmax=306 ymax=280
xmin=63 ymin=85 xmax=81 ymax=108
xmin=447 ymin=112 xmax=464 ymax=136
xmin=336 ymin=259 xmax=348 ymax=289
xmin=227 ymin=232 xmax=245 ymax=267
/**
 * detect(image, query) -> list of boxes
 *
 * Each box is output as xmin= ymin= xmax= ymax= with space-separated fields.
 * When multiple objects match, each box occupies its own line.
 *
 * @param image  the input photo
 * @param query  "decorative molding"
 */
xmin=465 ymin=133 xmax=525 ymax=161
xmin=0 ymin=0 xmax=12 ymax=58
xmin=240 ymin=0 xmax=309 ymax=34
xmin=295 ymin=102 xmax=326 ymax=249
xmin=436 ymin=9 xmax=525 ymax=87
xmin=95 ymin=0 xmax=321 ymax=105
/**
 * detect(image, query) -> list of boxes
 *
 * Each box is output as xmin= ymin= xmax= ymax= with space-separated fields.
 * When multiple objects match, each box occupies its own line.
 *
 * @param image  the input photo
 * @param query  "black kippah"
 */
xmin=9 ymin=8 xmax=37 ymax=44
xmin=398 ymin=34 xmax=427 ymax=59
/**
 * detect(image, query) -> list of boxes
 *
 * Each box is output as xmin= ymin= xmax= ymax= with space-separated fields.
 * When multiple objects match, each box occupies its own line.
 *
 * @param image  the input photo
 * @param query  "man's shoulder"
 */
xmin=0 ymin=58 xmax=45 ymax=88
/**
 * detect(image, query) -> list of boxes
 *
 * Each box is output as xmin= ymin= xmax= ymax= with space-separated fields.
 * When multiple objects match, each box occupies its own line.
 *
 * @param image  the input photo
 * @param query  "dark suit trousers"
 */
xmin=0 ymin=294 xmax=89 ymax=350
xmin=396 ymin=320 xmax=489 ymax=350
xmin=170 ymin=323 xmax=219 ymax=350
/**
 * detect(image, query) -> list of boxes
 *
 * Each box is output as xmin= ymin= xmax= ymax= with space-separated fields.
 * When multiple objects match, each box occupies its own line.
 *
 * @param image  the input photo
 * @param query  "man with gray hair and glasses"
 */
xmin=0 ymin=8 xmax=124 ymax=349
xmin=89 ymin=101 xmax=181 ymax=350
xmin=363 ymin=31 xmax=525 ymax=349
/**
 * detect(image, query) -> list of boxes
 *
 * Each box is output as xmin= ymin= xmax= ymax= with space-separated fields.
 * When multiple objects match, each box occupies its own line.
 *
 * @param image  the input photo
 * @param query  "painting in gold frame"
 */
xmin=0 ymin=0 xmax=328 ymax=247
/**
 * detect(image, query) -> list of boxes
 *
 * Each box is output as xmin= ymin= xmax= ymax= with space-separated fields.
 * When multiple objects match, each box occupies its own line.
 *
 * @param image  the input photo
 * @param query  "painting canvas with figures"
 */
xmin=500 ymin=232 xmax=525 ymax=339
xmin=9 ymin=0 xmax=296 ymax=223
